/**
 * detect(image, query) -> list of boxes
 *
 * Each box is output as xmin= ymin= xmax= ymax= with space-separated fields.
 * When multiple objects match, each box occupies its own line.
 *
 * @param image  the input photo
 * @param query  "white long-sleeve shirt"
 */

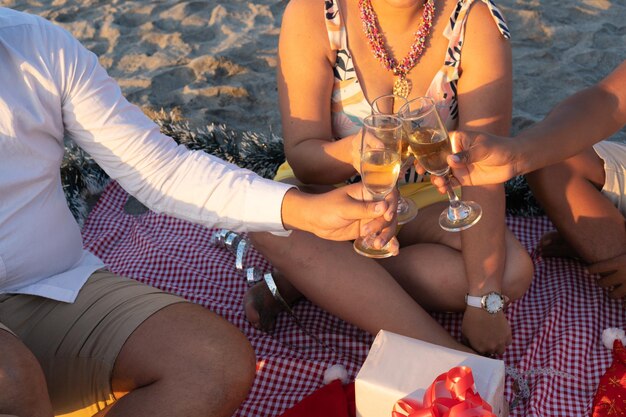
xmin=0 ymin=8 xmax=293 ymax=303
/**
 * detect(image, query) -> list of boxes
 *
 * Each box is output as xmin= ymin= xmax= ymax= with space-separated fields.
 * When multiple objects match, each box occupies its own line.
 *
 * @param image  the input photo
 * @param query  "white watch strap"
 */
xmin=465 ymin=294 xmax=482 ymax=309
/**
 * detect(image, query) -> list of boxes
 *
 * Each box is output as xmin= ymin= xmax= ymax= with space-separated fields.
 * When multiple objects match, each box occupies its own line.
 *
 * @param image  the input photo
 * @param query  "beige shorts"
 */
xmin=593 ymin=140 xmax=626 ymax=218
xmin=0 ymin=270 xmax=185 ymax=417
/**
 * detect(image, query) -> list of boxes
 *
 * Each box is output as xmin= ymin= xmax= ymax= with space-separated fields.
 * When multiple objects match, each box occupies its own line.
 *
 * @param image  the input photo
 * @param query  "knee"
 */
xmin=525 ymin=158 xmax=579 ymax=193
xmin=503 ymin=247 xmax=534 ymax=302
xmin=0 ymin=338 xmax=52 ymax=416
xmin=189 ymin=322 xmax=256 ymax=410
xmin=114 ymin=303 xmax=256 ymax=417
xmin=215 ymin=327 xmax=256 ymax=397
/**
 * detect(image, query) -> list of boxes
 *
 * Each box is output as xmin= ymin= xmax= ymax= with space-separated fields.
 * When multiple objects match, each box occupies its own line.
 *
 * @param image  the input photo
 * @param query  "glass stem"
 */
xmin=442 ymin=173 xmax=468 ymax=221
xmin=396 ymin=182 xmax=407 ymax=212
xmin=360 ymin=193 xmax=389 ymax=248
xmin=396 ymin=156 xmax=412 ymax=213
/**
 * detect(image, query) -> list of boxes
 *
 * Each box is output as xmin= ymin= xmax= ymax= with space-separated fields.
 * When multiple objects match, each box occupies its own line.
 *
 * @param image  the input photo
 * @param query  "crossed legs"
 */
xmin=245 ymin=201 xmax=533 ymax=351
xmin=247 ymin=228 xmax=470 ymax=352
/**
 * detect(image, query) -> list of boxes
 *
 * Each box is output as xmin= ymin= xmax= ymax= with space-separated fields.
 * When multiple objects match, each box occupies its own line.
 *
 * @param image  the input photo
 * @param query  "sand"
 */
xmin=5 ymin=0 xmax=626 ymax=142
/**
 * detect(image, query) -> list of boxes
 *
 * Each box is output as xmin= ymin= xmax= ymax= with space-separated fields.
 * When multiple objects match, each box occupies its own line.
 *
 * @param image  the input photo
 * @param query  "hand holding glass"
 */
xmin=370 ymin=94 xmax=418 ymax=225
xmin=353 ymin=114 xmax=402 ymax=258
xmin=399 ymin=97 xmax=482 ymax=231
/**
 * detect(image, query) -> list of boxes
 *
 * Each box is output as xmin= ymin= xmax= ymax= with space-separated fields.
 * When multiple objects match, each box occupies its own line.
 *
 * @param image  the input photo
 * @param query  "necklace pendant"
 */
xmin=393 ymin=77 xmax=411 ymax=98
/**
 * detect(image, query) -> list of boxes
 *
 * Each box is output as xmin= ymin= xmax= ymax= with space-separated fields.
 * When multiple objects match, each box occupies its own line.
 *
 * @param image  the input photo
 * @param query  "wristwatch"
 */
xmin=465 ymin=291 xmax=508 ymax=314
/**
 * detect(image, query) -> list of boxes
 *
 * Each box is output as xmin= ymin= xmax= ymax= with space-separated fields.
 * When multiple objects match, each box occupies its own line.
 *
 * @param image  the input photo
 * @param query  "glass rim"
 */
xmin=398 ymin=96 xmax=438 ymax=120
xmin=370 ymin=93 xmax=409 ymax=108
xmin=370 ymin=94 xmax=410 ymax=116
xmin=362 ymin=113 xmax=403 ymax=130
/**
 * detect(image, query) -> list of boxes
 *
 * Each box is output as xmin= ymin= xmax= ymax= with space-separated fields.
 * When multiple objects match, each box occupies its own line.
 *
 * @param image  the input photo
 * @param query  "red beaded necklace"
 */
xmin=359 ymin=0 xmax=435 ymax=98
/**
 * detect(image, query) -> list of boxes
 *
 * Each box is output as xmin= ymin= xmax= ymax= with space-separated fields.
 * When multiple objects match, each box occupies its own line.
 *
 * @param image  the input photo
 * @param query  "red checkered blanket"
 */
xmin=82 ymin=182 xmax=625 ymax=417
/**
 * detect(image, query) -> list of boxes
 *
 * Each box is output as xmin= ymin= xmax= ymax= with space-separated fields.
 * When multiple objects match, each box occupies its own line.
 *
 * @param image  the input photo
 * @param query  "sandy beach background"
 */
xmin=5 ymin=0 xmax=626 ymax=143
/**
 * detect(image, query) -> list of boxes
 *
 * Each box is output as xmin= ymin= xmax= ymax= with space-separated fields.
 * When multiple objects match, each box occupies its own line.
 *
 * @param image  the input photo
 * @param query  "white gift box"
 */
xmin=355 ymin=330 xmax=506 ymax=417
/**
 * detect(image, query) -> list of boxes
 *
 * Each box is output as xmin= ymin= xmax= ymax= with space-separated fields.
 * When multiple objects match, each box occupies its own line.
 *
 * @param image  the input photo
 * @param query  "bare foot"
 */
xmin=539 ymin=231 xmax=580 ymax=259
xmin=243 ymin=279 xmax=284 ymax=332
xmin=243 ymin=270 xmax=302 ymax=332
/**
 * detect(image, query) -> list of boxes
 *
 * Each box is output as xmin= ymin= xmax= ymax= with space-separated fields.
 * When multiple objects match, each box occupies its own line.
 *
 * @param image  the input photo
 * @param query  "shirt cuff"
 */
xmin=244 ymin=178 xmax=297 ymax=233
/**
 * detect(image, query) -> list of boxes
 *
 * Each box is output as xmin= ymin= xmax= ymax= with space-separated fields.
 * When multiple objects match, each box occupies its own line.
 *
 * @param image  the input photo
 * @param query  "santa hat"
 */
xmin=591 ymin=328 xmax=626 ymax=417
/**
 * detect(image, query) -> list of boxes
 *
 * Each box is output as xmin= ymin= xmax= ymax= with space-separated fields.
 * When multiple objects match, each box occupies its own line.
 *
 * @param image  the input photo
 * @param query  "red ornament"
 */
xmin=592 ymin=339 xmax=626 ymax=417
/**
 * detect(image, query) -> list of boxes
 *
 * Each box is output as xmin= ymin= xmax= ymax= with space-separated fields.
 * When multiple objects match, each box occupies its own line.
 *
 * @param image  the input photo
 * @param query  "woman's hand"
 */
xmin=588 ymin=253 xmax=626 ymax=300
xmin=462 ymin=308 xmax=512 ymax=356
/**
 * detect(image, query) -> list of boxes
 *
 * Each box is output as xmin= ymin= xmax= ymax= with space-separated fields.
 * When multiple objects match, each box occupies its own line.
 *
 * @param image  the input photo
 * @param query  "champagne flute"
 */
xmin=399 ymin=97 xmax=482 ymax=231
xmin=370 ymin=94 xmax=418 ymax=225
xmin=353 ymin=114 xmax=402 ymax=258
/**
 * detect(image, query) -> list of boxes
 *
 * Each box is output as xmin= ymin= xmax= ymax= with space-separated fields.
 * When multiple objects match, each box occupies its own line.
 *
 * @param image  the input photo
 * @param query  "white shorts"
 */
xmin=593 ymin=140 xmax=626 ymax=218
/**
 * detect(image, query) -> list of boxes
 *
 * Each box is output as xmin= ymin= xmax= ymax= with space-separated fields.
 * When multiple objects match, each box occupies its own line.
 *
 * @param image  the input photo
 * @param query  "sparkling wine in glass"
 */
xmin=370 ymin=94 xmax=418 ymax=225
xmin=353 ymin=114 xmax=402 ymax=258
xmin=400 ymin=97 xmax=482 ymax=232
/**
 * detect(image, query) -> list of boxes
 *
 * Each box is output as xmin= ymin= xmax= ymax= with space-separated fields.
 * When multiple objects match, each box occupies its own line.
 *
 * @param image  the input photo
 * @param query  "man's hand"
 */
xmin=358 ymin=186 xmax=400 ymax=255
xmin=461 ymin=307 xmax=512 ymax=356
xmin=588 ymin=253 xmax=626 ymax=300
xmin=430 ymin=131 xmax=520 ymax=192
xmin=281 ymin=184 xmax=399 ymax=249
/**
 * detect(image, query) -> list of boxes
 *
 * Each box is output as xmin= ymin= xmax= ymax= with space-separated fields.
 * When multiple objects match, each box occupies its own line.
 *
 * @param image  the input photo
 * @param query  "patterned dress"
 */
xmin=327 ymin=0 xmax=510 ymax=139
xmin=277 ymin=0 xmax=510 ymax=206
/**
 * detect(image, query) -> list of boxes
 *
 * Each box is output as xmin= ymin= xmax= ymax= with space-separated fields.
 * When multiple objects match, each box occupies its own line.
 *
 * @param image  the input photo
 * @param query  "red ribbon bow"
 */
xmin=392 ymin=366 xmax=496 ymax=417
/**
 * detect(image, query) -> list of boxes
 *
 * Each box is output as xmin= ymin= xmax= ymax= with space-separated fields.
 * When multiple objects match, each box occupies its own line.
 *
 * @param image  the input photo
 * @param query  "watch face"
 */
xmin=484 ymin=293 xmax=504 ymax=314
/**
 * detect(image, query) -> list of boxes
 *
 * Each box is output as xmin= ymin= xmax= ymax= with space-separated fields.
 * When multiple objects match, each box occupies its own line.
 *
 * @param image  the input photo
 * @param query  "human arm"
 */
xmin=446 ymin=60 xmax=626 ymax=187
xmin=276 ymin=0 xmax=361 ymax=185
xmin=49 ymin=18 xmax=391 ymax=240
xmin=454 ymin=2 xmax=514 ymax=355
